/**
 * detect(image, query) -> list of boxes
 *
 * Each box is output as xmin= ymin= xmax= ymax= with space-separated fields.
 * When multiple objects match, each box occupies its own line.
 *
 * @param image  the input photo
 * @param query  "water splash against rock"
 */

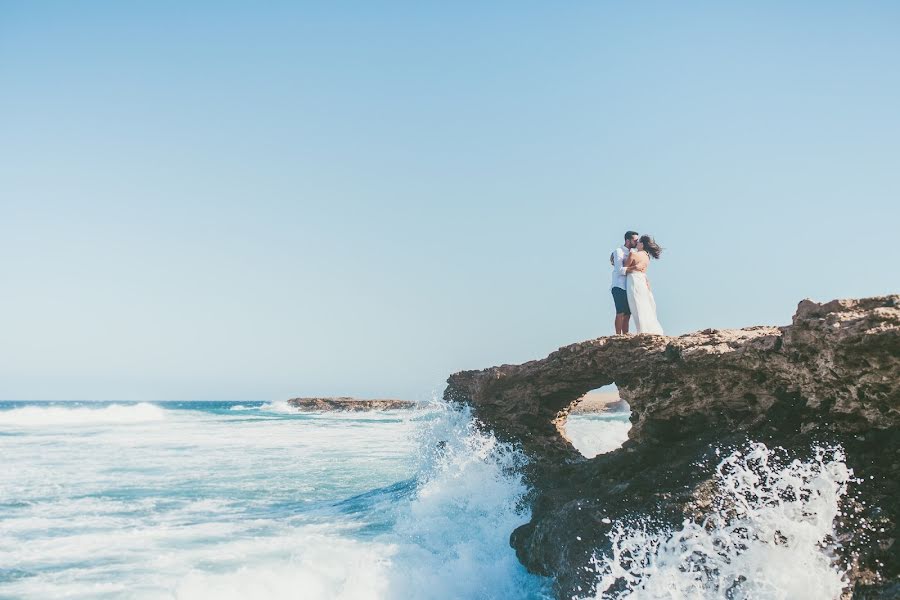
xmin=586 ymin=443 xmax=852 ymax=600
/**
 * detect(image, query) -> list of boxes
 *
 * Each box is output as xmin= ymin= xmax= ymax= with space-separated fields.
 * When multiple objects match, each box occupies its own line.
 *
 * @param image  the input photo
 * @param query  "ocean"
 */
xmin=0 ymin=401 xmax=849 ymax=599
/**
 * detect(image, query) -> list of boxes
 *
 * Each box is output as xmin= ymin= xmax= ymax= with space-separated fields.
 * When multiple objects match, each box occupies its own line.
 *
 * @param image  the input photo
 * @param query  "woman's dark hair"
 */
xmin=640 ymin=235 xmax=662 ymax=259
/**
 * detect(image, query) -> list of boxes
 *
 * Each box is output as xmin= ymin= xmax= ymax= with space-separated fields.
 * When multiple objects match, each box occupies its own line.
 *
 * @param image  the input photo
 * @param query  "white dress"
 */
xmin=626 ymin=271 xmax=664 ymax=335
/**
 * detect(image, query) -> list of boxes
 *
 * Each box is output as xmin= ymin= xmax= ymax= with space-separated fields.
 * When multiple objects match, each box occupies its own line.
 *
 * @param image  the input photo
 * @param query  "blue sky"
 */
xmin=2 ymin=2 xmax=898 ymax=401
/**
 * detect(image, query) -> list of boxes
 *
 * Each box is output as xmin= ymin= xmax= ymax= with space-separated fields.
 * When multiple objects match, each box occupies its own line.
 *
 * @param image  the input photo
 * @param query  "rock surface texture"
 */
xmin=444 ymin=296 xmax=900 ymax=599
xmin=286 ymin=397 xmax=415 ymax=411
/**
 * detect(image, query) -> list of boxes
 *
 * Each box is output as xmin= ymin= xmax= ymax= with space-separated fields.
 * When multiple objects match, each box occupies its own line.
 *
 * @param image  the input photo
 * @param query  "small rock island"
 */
xmin=287 ymin=397 xmax=416 ymax=411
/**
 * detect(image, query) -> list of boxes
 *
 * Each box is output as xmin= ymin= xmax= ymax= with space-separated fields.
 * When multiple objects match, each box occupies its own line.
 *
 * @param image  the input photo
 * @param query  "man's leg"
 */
xmin=612 ymin=287 xmax=630 ymax=334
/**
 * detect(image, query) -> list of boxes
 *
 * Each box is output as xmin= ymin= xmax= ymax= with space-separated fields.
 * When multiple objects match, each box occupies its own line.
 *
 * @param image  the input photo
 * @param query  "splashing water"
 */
xmin=258 ymin=399 xmax=298 ymax=413
xmin=5 ymin=400 xmax=855 ymax=599
xmin=0 ymin=400 xmax=551 ymax=599
xmin=170 ymin=404 xmax=551 ymax=600
xmin=586 ymin=443 xmax=853 ymax=600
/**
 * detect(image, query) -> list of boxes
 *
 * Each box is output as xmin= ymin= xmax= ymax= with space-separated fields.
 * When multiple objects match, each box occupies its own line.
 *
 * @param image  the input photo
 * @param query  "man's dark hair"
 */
xmin=624 ymin=230 xmax=639 ymax=241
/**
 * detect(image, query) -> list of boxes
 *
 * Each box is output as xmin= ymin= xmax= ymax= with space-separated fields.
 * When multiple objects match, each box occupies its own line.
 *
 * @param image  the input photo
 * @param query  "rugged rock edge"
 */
xmin=444 ymin=295 xmax=900 ymax=599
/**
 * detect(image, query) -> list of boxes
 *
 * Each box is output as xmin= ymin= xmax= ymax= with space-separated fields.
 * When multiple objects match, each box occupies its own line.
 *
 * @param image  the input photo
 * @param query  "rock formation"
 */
xmin=444 ymin=296 xmax=899 ymax=598
xmin=287 ymin=397 xmax=416 ymax=411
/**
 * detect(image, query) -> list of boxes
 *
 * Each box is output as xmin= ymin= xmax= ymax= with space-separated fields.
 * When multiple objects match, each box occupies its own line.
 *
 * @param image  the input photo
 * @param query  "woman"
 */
xmin=623 ymin=235 xmax=664 ymax=335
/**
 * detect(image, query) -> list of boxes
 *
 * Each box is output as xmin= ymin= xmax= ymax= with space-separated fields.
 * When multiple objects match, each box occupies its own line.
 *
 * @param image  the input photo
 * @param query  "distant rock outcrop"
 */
xmin=569 ymin=391 xmax=629 ymax=414
xmin=287 ymin=397 xmax=415 ymax=411
xmin=444 ymin=296 xmax=900 ymax=598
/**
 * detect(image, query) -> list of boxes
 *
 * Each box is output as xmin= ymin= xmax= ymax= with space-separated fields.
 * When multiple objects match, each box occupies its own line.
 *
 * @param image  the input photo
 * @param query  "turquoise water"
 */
xmin=0 ymin=401 xmax=552 ymax=599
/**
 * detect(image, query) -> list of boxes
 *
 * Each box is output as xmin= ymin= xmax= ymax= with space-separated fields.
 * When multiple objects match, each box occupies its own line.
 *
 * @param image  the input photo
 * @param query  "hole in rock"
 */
xmin=564 ymin=385 xmax=631 ymax=458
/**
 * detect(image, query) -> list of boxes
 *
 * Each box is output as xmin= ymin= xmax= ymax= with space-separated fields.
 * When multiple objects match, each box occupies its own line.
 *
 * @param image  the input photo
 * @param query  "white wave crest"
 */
xmin=384 ymin=404 xmax=550 ymax=598
xmin=0 ymin=402 xmax=167 ymax=427
xmin=259 ymin=400 xmax=297 ymax=414
xmin=585 ymin=442 xmax=853 ymax=600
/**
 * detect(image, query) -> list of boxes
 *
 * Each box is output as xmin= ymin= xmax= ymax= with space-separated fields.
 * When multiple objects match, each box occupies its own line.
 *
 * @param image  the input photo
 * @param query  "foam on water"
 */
xmin=0 ymin=401 xmax=551 ymax=599
xmin=167 ymin=405 xmax=550 ymax=600
xmin=258 ymin=400 xmax=297 ymax=413
xmin=1 ymin=401 xmax=856 ymax=599
xmin=386 ymin=408 xmax=546 ymax=599
xmin=584 ymin=442 xmax=853 ymax=600
xmin=565 ymin=412 xmax=631 ymax=458
xmin=0 ymin=402 xmax=167 ymax=426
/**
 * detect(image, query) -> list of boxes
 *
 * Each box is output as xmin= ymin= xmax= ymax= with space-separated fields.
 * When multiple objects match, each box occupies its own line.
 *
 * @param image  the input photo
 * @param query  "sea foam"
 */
xmin=259 ymin=400 xmax=297 ymax=413
xmin=0 ymin=402 xmax=167 ymax=427
xmin=565 ymin=412 xmax=631 ymax=458
xmin=168 ymin=405 xmax=551 ymax=600
xmin=0 ymin=400 xmax=550 ymax=599
xmin=585 ymin=443 xmax=852 ymax=600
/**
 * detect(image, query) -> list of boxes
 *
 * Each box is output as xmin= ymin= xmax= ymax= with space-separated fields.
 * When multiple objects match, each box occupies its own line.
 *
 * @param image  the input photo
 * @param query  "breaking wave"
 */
xmin=170 ymin=405 xmax=550 ymax=599
xmin=259 ymin=400 xmax=298 ymax=414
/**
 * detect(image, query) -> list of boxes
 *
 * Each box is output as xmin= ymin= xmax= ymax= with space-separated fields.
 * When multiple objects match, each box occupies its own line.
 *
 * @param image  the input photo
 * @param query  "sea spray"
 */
xmin=583 ymin=442 xmax=853 ymax=600
xmin=258 ymin=399 xmax=297 ymax=413
xmin=386 ymin=403 xmax=551 ymax=599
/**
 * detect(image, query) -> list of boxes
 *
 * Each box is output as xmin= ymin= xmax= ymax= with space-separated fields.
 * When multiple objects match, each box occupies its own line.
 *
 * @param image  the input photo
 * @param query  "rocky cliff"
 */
xmin=444 ymin=296 xmax=899 ymax=598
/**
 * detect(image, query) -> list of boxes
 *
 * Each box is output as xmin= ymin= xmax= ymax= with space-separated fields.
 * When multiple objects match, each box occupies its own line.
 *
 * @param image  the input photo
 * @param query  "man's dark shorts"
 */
xmin=611 ymin=286 xmax=630 ymax=315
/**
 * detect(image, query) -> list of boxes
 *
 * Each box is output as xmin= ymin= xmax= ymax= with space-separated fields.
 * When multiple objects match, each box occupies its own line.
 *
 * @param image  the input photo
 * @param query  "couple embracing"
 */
xmin=610 ymin=230 xmax=664 ymax=335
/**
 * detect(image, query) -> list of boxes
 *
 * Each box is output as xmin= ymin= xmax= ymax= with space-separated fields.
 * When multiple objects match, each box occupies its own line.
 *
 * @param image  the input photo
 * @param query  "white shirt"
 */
xmin=610 ymin=246 xmax=630 ymax=290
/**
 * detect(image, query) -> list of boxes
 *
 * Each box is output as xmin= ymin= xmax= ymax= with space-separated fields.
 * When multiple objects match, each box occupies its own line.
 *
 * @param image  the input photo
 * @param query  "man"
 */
xmin=611 ymin=230 xmax=639 ymax=334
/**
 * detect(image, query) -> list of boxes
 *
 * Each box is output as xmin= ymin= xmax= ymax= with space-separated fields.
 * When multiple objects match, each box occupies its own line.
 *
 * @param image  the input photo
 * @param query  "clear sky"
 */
xmin=2 ymin=2 xmax=898 ymax=401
